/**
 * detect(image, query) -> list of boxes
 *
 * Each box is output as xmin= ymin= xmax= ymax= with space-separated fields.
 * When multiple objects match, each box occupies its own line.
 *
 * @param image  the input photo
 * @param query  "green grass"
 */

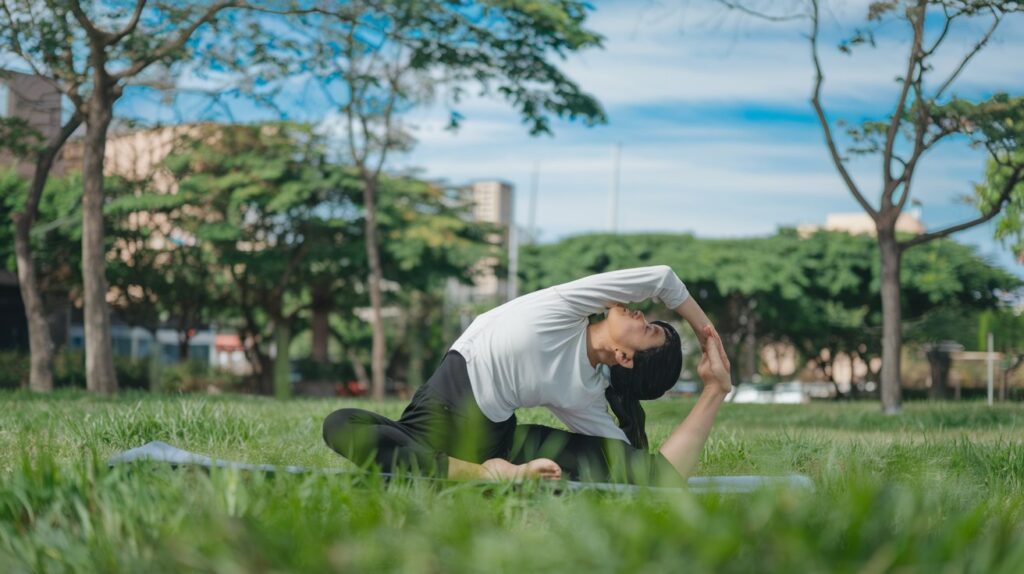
xmin=2 ymin=391 xmax=1024 ymax=573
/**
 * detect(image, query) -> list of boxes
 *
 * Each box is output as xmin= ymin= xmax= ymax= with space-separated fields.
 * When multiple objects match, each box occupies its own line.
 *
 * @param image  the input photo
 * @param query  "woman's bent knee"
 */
xmin=322 ymin=408 xmax=365 ymax=448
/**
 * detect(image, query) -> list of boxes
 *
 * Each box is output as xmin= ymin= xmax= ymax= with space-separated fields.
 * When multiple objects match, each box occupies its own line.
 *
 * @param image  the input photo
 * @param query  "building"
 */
xmin=445 ymin=180 xmax=515 ymax=310
xmin=0 ymin=70 xmax=67 ymax=178
xmin=797 ymin=210 xmax=925 ymax=238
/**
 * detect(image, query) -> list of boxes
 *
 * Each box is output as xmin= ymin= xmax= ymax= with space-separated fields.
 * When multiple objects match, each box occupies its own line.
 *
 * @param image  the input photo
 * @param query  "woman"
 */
xmin=322 ymin=265 xmax=732 ymax=485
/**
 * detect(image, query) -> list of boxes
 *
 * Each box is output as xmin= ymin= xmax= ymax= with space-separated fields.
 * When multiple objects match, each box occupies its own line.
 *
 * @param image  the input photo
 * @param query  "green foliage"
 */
xmin=0 ymin=117 xmax=43 ymax=157
xmin=0 ymin=170 xmax=27 ymax=272
xmin=0 ymin=351 xmax=30 ymax=389
xmin=977 ymin=307 xmax=1024 ymax=355
xmin=0 ymin=350 xmax=150 ymax=390
xmin=119 ymin=122 xmax=494 ymax=390
xmin=158 ymin=360 xmax=244 ymax=394
xmin=217 ymin=1 xmax=607 ymax=137
xmin=2 ymin=395 xmax=1024 ymax=572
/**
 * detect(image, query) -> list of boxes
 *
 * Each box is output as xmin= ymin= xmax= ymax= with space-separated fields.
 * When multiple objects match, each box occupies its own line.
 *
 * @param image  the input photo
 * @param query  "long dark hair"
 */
xmin=605 ymin=320 xmax=683 ymax=450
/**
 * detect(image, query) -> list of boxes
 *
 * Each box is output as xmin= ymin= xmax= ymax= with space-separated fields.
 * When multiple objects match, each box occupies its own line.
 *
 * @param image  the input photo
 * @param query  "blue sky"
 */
xmin=110 ymin=1 xmax=1024 ymax=277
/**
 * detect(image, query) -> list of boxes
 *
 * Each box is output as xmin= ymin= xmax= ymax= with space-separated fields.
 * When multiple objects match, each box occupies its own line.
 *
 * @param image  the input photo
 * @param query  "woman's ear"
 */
xmin=615 ymin=348 xmax=634 ymax=369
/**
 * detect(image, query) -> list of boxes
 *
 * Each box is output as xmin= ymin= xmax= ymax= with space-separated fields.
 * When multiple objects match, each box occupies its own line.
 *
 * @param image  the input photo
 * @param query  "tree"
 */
xmin=1 ymin=0 xmax=247 ymax=392
xmin=157 ymin=122 xmax=496 ymax=395
xmin=719 ymin=0 xmax=1024 ymax=412
xmin=809 ymin=1 xmax=1024 ymax=412
xmin=375 ymin=177 xmax=498 ymax=388
xmin=0 ymin=73 xmax=83 ymax=392
xmin=155 ymin=123 xmax=352 ymax=396
xmin=277 ymin=1 xmax=607 ymax=399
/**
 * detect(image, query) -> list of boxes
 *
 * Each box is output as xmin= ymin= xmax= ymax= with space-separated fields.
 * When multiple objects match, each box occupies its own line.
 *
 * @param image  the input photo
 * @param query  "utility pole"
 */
xmin=528 ymin=161 xmax=539 ymax=244
xmin=608 ymin=143 xmax=621 ymax=233
xmin=987 ymin=332 xmax=995 ymax=406
xmin=508 ymin=186 xmax=518 ymax=301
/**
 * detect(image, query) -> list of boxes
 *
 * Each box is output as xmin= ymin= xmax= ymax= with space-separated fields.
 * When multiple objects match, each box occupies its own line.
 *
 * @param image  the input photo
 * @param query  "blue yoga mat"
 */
xmin=107 ymin=441 xmax=814 ymax=494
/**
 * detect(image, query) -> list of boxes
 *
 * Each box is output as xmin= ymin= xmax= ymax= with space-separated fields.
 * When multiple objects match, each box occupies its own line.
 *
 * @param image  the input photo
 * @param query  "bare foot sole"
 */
xmin=482 ymin=458 xmax=562 ymax=481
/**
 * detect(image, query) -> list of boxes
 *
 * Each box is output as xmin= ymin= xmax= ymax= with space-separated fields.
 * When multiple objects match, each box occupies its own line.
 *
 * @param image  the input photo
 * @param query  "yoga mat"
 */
xmin=107 ymin=441 xmax=814 ymax=494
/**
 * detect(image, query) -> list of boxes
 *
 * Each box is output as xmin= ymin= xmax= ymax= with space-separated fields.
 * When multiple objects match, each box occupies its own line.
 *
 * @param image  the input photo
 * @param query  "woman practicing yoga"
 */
xmin=322 ymin=265 xmax=732 ymax=484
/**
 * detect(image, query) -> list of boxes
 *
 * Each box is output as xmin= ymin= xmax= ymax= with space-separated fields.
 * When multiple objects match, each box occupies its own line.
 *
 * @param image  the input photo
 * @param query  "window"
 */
xmin=0 ymin=83 xmax=9 ymax=117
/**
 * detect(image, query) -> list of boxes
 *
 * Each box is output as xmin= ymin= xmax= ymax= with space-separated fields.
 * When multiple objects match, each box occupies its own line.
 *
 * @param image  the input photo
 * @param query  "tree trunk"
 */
xmin=347 ymin=349 xmax=371 ymax=390
xmin=878 ymin=228 xmax=903 ymax=413
xmin=362 ymin=177 xmax=387 ymax=400
xmin=14 ymin=205 xmax=50 ymax=393
xmin=246 ymin=347 xmax=274 ymax=395
xmin=13 ymin=114 xmax=82 ymax=392
xmin=273 ymin=320 xmax=291 ymax=399
xmin=926 ymin=347 xmax=951 ymax=400
xmin=311 ymin=287 xmax=331 ymax=364
xmin=14 ymin=215 xmax=55 ymax=393
xmin=82 ymin=96 xmax=118 ymax=394
xmin=177 ymin=329 xmax=191 ymax=362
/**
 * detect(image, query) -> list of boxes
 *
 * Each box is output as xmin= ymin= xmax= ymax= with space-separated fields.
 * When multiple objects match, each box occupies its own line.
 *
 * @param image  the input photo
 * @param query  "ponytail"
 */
xmin=605 ymin=320 xmax=683 ymax=450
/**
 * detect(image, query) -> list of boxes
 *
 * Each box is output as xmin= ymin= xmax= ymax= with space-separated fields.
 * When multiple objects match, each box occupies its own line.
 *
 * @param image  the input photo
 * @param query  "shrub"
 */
xmin=0 ymin=351 xmax=29 ymax=389
xmin=0 ymin=350 xmax=151 ymax=390
xmin=159 ymin=360 xmax=244 ymax=393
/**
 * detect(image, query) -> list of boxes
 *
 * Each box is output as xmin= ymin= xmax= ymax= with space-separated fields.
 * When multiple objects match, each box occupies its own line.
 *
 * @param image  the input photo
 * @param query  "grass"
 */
xmin=2 ymin=390 xmax=1024 ymax=573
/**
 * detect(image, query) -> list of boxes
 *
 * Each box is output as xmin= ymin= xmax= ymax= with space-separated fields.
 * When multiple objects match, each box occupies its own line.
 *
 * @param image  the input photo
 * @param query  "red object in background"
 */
xmin=335 ymin=380 xmax=368 ymax=397
xmin=215 ymin=334 xmax=243 ymax=352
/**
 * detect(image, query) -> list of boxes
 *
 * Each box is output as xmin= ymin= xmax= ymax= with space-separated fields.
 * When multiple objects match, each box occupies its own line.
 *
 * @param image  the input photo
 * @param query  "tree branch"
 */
xmin=934 ymin=9 xmax=1001 ymax=100
xmin=922 ymin=5 xmax=953 ymax=58
xmin=882 ymin=0 xmax=925 ymax=200
xmin=809 ymin=0 xmax=877 ymax=218
xmin=899 ymin=165 xmax=1024 ymax=250
xmin=716 ymin=0 xmax=806 ymax=22
xmin=894 ymin=44 xmax=931 ymax=214
xmin=111 ymin=1 xmax=239 ymax=81
xmin=108 ymin=0 xmax=148 ymax=45
xmin=68 ymin=0 xmax=109 ymax=44
xmin=371 ymin=57 xmax=403 ymax=181
xmin=342 ymin=22 xmax=368 ymax=171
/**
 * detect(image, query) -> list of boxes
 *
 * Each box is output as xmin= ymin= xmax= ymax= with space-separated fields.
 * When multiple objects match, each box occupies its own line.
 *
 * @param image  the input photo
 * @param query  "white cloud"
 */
xmin=555 ymin=0 xmax=1024 ymax=109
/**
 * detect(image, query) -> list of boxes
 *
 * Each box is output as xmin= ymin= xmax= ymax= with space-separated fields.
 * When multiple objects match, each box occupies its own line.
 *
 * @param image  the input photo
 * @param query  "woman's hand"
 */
xmin=697 ymin=325 xmax=732 ymax=395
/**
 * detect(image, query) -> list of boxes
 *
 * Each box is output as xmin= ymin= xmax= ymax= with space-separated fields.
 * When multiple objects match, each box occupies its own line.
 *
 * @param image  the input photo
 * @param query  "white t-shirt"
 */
xmin=449 ymin=265 xmax=690 ymax=445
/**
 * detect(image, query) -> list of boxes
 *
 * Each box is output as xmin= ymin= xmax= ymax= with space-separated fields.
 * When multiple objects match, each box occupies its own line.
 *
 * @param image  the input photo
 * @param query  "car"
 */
xmin=772 ymin=381 xmax=811 ymax=404
xmin=727 ymin=383 xmax=775 ymax=404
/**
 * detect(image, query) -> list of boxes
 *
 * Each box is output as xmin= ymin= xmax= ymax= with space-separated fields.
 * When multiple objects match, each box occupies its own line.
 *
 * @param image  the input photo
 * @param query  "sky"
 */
xmin=101 ymin=1 xmax=1024 ymax=277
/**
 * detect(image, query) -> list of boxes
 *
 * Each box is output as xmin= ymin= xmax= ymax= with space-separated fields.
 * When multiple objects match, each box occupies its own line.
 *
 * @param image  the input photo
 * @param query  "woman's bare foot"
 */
xmin=482 ymin=457 xmax=562 ymax=481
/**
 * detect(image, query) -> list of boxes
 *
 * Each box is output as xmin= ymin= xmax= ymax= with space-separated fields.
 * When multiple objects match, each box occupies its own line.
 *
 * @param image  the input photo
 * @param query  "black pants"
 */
xmin=322 ymin=351 xmax=683 ymax=485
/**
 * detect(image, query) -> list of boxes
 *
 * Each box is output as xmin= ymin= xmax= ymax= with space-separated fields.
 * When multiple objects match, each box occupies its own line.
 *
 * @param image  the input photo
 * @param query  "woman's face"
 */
xmin=606 ymin=304 xmax=667 ymax=355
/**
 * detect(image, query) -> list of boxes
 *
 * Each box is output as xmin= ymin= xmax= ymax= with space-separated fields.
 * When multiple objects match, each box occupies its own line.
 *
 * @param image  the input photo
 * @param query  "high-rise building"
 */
xmin=0 ymin=70 xmax=67 ymax=178
xmin=445 ymin=180 xmax=515 ymax=312
xmin=470 ymin=180 xmax=514 ymax=226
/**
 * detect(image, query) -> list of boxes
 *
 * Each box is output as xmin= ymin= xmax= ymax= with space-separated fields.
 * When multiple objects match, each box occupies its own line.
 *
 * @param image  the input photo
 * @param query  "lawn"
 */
xmin=2 ymin=391 xmax=1023 ymax=573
